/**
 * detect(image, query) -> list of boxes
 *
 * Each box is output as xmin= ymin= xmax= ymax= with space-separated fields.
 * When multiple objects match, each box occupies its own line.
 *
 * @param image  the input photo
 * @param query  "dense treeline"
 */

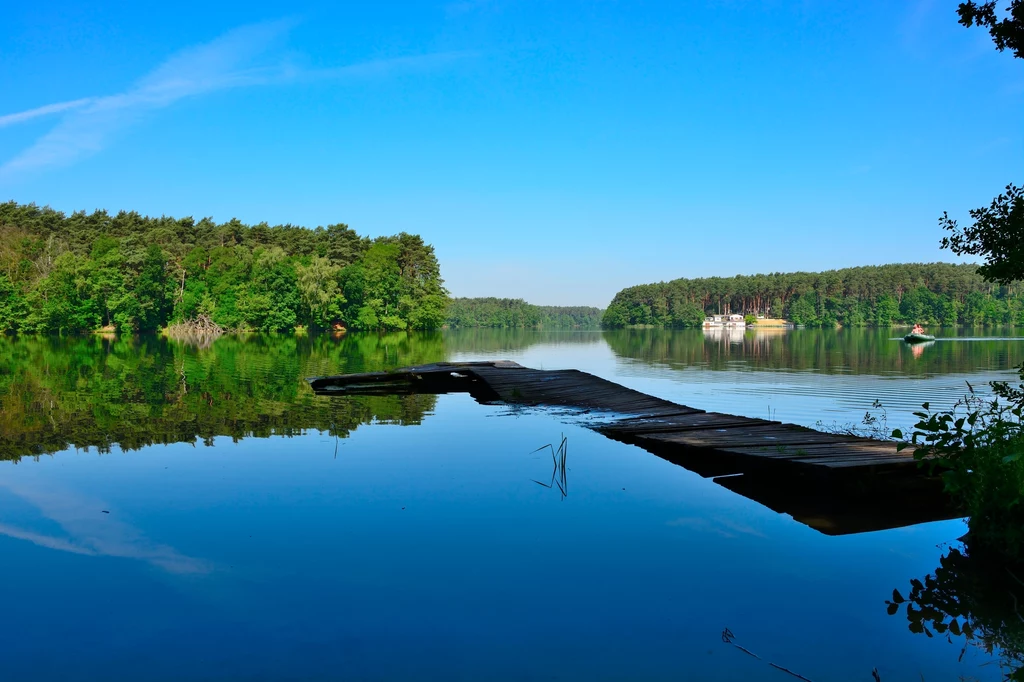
xmin=0 ymin=202 xmax=448 ymax=333
xmin=603 ymin=263 xmax=1024 ymax=328
xmin=445 ymin=297 xmax=603 ymax=328
xmin=536 ymin=306 xmax=605 ymax=329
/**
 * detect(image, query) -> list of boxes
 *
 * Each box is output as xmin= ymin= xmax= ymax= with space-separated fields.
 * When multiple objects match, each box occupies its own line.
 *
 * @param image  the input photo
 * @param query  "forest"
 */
xmin=602 ymin=263 xmax=1024 ymax=328
xmin=445 ymin=297 xmax=603 ymax=328
xmin=0 ymin=202 xmax=448 ymax=333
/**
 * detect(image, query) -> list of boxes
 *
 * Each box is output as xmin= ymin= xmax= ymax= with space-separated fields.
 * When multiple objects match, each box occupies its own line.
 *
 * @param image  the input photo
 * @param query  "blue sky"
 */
xmin=1 ymin=1 xmax=1021 ymax=306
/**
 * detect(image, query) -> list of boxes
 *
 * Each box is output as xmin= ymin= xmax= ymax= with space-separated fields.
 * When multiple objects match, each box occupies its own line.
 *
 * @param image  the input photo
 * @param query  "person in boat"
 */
xmin=911 ymin=323 xmax=924 ymax=335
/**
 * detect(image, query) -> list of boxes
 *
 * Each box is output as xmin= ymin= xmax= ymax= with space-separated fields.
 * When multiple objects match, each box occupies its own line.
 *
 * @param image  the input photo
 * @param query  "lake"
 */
xmin=2 ymin=328 xmax=1022 ymax=681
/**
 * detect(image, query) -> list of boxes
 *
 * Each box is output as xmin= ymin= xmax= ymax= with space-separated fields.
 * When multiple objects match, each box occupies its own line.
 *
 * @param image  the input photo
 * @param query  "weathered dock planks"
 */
xmin=308 ymin=360 xmax=957 ymax=535
xmin=309 ymin=360 xmax=915 ymax=473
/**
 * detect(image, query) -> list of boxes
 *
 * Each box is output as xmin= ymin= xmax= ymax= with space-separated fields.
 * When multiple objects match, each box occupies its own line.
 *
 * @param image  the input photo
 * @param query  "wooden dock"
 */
xmin=308 ymin=361 xmax=957 ymax=535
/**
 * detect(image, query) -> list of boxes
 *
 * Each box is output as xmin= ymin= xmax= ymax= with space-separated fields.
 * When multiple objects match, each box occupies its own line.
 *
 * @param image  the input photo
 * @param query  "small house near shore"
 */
xmin=703 ymin=314 xmax=746 ymax=328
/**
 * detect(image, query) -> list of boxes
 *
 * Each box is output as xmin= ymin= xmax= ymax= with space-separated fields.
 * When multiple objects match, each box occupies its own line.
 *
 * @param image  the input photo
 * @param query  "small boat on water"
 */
xmin=903 ymin=323 xmax=934 ymax=344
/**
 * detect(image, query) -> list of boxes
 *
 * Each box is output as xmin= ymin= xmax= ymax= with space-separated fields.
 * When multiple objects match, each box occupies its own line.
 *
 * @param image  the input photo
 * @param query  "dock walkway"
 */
xmin=310 ymin=360 xmax=912 ymax=473
xmin=308 ymin=361 xmax=955 ymax=535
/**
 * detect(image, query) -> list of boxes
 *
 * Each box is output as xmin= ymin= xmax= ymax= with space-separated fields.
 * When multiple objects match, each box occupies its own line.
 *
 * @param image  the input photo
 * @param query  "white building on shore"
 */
xmin=703 ymin=314 xmax=746 ymax=328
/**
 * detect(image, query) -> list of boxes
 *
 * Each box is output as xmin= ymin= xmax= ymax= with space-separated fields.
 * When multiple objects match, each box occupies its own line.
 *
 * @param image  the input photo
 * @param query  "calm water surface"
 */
xmin=1 ymin=329 xmax=1022 ymax=681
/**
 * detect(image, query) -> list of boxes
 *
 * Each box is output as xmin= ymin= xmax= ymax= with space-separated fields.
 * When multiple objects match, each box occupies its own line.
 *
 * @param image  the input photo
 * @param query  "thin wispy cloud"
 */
xmin=0 ymin=98 xmax=96 ymax=128
xmin=0 ymin=19 xmax=472 ymax=178
xmin=305 ymin=50 xmax=476 ymax=81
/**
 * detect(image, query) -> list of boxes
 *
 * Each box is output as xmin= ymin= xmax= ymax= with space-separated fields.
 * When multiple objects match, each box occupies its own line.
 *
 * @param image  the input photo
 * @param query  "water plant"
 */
xmin=530 ymin=434 xmax=568 ymax=499
xmin=816 ymin=399 xmax=891 ymax=440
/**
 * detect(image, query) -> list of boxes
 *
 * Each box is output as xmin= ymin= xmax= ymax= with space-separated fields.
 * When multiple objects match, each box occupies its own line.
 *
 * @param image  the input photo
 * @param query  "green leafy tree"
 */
xmin=239 ymin=248 xmax=300 ymax=332
xmin=873 ymin=296 xmax=899 ymax=326
xmin=31 ymin=252 xmax=100 ymax=333
xmin=672 ymin=303 xmax=706 ymax=328
xmin=136 ymin=245 xmax=171 ymax=331
xmin=601 ymin=304 xmax=628 ymax=328
xmin=359 ymin=242 xmax=404 ymax=330
xmin=787 ymin=295 xmax=818 ymax=326
xmin=88 ymin=237 xmax=127 ymax=328
xmin=296 ymin=256 xmax=343 ymax=329
xmin=0 ymin=274 xmax=27 ymax=332
xmin=406 ymin=292 xmax=448 ymax=330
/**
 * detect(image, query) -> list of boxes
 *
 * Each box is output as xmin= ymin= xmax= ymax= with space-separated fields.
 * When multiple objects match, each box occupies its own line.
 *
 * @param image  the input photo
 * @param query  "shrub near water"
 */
xmin=891 ymin=373 xmax=1024 ymax=677
xmin=898 ymin=375 xmax=1024 ymax=560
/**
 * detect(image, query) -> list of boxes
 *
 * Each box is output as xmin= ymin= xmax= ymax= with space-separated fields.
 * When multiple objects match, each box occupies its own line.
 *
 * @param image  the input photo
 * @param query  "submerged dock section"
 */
xmin=308 ymin=361 xmax=956 ymax=535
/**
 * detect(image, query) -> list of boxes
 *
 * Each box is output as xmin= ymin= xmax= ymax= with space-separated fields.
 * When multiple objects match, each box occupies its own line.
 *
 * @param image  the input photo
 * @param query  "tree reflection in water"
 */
xmin=888 ymin=547 xmax=1024 ymax=680
xmin=0 ymin=333 xmax=447 ymax=461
